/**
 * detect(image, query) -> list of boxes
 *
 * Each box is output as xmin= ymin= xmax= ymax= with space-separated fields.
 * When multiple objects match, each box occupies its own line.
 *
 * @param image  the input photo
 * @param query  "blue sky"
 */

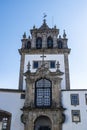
xmin=0 ymin=0 xmax=87 ymax=89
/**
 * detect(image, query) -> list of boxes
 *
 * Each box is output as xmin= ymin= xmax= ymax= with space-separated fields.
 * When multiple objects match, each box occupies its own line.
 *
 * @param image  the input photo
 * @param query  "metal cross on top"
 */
xmin=40 ymin=49 xmax=46 ymax=65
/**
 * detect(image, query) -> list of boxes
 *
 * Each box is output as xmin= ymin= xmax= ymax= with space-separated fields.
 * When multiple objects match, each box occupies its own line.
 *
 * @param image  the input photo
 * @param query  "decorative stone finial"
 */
xmin=56 ymin=61 xmax=60 ymax=71
xmin=43 ymin=19 xmax=46 ymax=24
xmin=23 ymin=32 xmax=26 ymax=39
xmin=27 ymin=62 xmax=31 ymax=71
xmin=43 ymin=13 xmax=47 ymax=24
xmin=63 ymin=30 xmax=66 ymax=38
xmin=54 ymin=25 xmax=56 ymax=29
xmin=28 ymin=35 xmax=30 ymax=39
xmin=56 ymin=61 xmax=64 ymax=75
xmin=33 ymin=25 xmax=35 ymax=29
xmin=59 ymin=35 xmax=61 ymax=39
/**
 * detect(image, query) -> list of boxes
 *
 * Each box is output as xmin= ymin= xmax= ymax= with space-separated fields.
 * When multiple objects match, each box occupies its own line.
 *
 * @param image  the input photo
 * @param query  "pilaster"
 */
xmin=64 ymin=53 xmax=70 ymax=89
xmin=19 ymin=53 xmax=25 ymax=90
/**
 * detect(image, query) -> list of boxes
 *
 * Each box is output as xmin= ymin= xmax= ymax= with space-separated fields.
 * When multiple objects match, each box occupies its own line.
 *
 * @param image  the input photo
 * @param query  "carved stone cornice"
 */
xmin=18 ymin=48 xmax=71 ymax=55
xmin=21 ymin=105 xmax=65 ymax=111
xmin=21 ymin=105 xmax=66 ymax=125
xmin=24 ymin=65 xmax=63 ymax=83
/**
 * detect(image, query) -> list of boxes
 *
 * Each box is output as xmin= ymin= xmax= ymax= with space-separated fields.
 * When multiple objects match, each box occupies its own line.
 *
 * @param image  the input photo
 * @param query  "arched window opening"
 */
xmin=35 ymin=78 xmax=52 ymax=108
xmin=0 ymin=110 xmax=11 ymax=130
xmin=58 ymin=41 xmax=63 ymax=49
xmin=26 ymin=41 xmax=31 ymax=49
xmin=36 ymin=37 xmax=42 ymax=49
xmin=47 ymin=37 xmax=53 ymax=48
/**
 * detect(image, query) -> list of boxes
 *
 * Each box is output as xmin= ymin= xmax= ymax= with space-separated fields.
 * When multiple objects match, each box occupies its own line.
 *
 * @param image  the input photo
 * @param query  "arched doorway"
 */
xmin=34 ymin=116 xmax=52 ymax=130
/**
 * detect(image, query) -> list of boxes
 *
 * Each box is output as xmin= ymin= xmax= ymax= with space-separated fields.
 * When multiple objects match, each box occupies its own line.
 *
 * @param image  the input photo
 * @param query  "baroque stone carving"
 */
xmin=21 ymin=113 xmax=28 ymax=124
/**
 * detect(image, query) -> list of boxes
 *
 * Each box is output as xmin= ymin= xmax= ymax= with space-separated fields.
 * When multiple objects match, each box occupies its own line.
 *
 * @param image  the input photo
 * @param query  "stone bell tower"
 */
xmin=19 ymin=18 xmax=71 ymax=130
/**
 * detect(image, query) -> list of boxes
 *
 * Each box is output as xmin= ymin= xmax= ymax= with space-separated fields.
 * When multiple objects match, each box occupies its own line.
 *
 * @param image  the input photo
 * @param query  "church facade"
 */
xmin=0 ymin=19 xmax=87 ymax=130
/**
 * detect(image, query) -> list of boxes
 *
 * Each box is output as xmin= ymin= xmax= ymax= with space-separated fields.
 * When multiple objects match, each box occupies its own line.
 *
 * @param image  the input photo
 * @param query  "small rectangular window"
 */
xmin=33 ymin=61 xmax=38 ymax=69
xmin=72 ymin=110 xmax=81 ymax=122
xmin=50 ymin=61 xmax=55 ymax=68
xmin=71 ymin=94 xmax=79 ymax=106
xmin=21 ymin=93 xmax=25 ymax=99
xmin=85 ymin=94 xmax=87 ymax=105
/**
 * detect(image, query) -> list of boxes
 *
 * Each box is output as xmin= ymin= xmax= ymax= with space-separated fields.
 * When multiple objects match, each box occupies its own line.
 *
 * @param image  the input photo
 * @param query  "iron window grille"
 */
xmin=71 ymin=94 xmax=79 ymax=106
xmin=72 ymin=110 xmax=81 ymax=123
xmin=35 ymin=78 xmax=52 ymax=108
xmin=0 ymin=111 xmax=11 ymax=130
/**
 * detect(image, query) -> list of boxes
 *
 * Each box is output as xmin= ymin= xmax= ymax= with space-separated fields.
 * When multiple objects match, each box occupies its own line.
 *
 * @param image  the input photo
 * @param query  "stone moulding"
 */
xmin=18 ymin=48 xmax=71 ymax=55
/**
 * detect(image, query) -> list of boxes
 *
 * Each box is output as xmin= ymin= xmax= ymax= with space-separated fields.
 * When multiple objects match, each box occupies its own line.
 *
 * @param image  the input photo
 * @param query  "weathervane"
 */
xmin=43 ymin=13 xmax=47 ymax=20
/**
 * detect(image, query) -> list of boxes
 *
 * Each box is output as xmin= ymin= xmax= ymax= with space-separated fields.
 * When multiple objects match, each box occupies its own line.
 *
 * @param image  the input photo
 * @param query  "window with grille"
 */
xmin=72 ymin=110 xmax=81 ymax=122
xmin=35 ymin=78 xmax=52 ymax=108
xmin=71 ymin=94 xmax=79 ymax=106
xmin=0 ymin=111 xmax=11 ymax=130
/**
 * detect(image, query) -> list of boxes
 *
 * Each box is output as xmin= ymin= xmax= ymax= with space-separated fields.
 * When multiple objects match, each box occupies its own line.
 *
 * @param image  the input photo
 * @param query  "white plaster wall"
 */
xmin=1 ymin=90 xmax=87 ymax=130
xmin=62 ymin=90 xmax=87 ymax=130
xmin=0 ymin=91 xmax=24 ymax=130
xmin=23 ymin=54 xmax=66 ymax=90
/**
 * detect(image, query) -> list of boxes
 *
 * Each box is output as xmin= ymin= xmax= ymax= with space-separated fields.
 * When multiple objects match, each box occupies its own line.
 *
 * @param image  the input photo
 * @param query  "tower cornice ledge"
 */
xmin=18 ymin=48 xmax=71 ymax=55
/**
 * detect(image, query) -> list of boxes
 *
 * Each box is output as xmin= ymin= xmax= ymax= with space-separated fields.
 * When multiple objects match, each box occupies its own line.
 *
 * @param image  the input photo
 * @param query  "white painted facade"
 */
xmin=62 ymin=90 xmax=87 ymax=130
xmin=0 ymin=91 xmax=24 ymax=130
xmin=0 ymin=90 xmax=87 ymax=130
